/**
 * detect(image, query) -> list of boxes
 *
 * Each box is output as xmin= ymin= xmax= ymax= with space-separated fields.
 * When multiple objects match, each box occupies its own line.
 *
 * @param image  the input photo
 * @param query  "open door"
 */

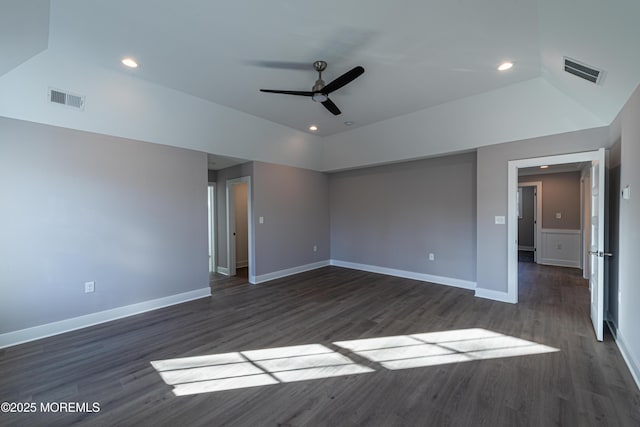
xmin=589 ymin=148 xmax=606 ymax=341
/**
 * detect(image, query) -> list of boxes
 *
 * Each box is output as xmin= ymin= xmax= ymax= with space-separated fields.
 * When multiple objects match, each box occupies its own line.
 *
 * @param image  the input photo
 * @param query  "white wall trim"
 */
xmin=538 ymin=228 xmax=582 ymax=268
xmin=474 ymin=288 xmax=516 ymax=304
xmin=0 ymin=287 xmax=212 ymax=349
xmin=216 ymin=266 xmax=229 ymax=276
xmin=330 ymin=260 xmax=476 ymax=290
xmin=607 ymin=320 xmax=640 ymax=391
xmin=538 ymin=259 xmax=581 ymax=268
xmin=541 ymin=228 xmax=581 ymax=234
xmin=254 ymin=260 xmax=330 ymax=284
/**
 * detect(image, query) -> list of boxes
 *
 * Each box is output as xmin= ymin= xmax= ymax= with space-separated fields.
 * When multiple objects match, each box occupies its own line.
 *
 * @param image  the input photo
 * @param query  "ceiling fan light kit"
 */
xmin=260 ymin=60 xmax=365 ymax=116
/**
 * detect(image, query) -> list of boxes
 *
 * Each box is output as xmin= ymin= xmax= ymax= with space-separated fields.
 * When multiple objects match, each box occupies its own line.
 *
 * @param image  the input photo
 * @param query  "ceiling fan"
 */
xmin=260 ymin=60 xmax=365 ymax=116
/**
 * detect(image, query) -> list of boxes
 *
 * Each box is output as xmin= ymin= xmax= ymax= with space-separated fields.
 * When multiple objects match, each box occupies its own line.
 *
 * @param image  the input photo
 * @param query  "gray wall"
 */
xmin=518 ymin=186 xmax=535 ymax=247
xmin=253 ymin=161 xmax=330 ymax=276
xmin=0 ymin=117 xmax=209 ymax=334
xmin=476 ymin=126 xmax=610 ymax=293
xmin=615 ymin=84 xmax=640 ymax=380
xmin=519 ymin=172 xmax=581 ymax=229
xmin=329 ymin=152 xmax=477 ymax=282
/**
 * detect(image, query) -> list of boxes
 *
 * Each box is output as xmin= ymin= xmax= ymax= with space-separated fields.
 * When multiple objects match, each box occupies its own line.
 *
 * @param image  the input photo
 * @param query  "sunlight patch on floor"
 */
xmin=151 ymin=344 xmax=373 ymax=396
xmin=151 ymin=329 xmax=558 ymax=396
xmin=334 ymin=328 xmax=559 ymax=370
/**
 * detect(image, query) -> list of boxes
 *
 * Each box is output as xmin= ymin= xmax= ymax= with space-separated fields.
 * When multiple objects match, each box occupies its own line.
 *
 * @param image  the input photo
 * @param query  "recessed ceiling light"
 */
xmin=344 ymin=121 xmax=354 ymax=126
xmin=497 ymin=62 xmax=514 ymax=71
xmin=540 ymin=165 xmax=549 ymax=169
xmin=121 ymin=57 xmax=138 ymax=68
xmin=309 ymin=125 xmax=318 ymax=131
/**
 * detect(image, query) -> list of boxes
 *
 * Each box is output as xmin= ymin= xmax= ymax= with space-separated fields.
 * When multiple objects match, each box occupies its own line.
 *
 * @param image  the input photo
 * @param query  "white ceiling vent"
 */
xmin=48 ymin=88 xmax=85 ymax=110
xmin=563 ymin=57 xmax=604 ymax=85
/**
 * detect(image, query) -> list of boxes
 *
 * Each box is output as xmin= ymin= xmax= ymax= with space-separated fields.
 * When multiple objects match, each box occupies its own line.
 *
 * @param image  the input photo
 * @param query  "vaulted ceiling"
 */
xmin=1 ymin=0 xmax=639 ymax=171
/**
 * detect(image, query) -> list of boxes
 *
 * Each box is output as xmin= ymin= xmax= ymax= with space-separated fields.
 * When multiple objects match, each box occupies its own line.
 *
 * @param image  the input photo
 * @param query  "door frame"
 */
xmin=208 ymin=183 xmax=216 ymax=273
xmin=507 ymin=149 xmax=605 ymax=304
xmin=517 ymin=181 xmax=542 ymax=263
xmin=226 ymin=176 xmax=255 ymax=283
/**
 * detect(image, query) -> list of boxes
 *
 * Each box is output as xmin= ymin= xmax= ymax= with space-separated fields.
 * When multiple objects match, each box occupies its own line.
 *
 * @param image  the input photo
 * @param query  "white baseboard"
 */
xmin=518 ymin=246 xmax=534 ymax=251
xmin=253 ymin=260 xmax=330 ymax=284
xmin=538 ymin=258 xmax=581 ymax=268
xmin=606 ymin=320 xmax=640 ymax=392
xmin=474 ymin=288 xmax=516 ymax=304
xmin=0 ymin=287 xmax=211 ymax=349
xmin=329 ymin=260 xmax=476 ymax=290
xmin=236 ymin=260 xmax=248 ymax=268
xmin=216 ymin=266 xmax=229 ymax=276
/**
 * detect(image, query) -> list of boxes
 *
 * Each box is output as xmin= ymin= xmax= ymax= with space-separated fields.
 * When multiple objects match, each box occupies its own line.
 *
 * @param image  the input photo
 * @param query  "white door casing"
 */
xmin=208 ymin=184 xmax=216 ymax=273
xmin=226 ymin=176 xmax=255 ymax=283
xmin=518 ymin=181 xmax=542 ymax=263
xmin=507 ymin=148 xmax=606 ymax=342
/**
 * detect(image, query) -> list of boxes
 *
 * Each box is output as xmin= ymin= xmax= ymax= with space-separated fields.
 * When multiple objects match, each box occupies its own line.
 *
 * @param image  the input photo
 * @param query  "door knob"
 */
xmin=589 ymin=251 xmax=613 ymax=257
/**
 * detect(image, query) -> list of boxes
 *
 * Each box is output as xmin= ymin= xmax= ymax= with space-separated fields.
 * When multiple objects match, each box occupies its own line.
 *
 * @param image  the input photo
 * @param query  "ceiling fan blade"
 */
xmin=322 ymin=66 xmax=365 ymax=94
xmin=260 ymin=89 xmax=314 ymax=96
xmin=321 ymin=98 xmax=342 ymax=115
xmin=248 ymin=60 xmax=312 ymax=70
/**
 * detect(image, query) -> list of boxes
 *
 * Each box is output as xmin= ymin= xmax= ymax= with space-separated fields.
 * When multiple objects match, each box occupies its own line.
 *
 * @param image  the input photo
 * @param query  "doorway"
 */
xmin=517 ymin=181 xmax=542 ymax=264
xmin=507 ymin=148 xmax=607 ymax=341
xmin=207 ymin=183 xmax=216 ymax=274
xmin=226 ymin=176 xmax=255 ymax=283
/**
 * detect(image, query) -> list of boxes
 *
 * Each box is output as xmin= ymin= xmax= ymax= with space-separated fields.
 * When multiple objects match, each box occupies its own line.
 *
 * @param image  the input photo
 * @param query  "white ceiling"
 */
xmin=44 ymin=0 xmax=544 ymax=136
xmin=1 ymin=0 xmax=639 ymax=171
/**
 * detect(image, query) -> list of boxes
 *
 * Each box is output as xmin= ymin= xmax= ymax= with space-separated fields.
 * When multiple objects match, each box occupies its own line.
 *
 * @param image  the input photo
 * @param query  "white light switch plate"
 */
xmin=622 ymin=186 xmax=631 ymax=200
xmin=259 ymin=216 xmax=264 ymax=224
xmin=495 ymin=216 xmax=505 ymax=225
xmin=84 ymin=281 xmax=95 ymax=293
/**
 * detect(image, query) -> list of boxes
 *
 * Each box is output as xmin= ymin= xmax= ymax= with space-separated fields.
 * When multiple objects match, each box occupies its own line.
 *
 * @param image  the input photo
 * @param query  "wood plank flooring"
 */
xmin=1 ymin=264 xmax=639 ymax=426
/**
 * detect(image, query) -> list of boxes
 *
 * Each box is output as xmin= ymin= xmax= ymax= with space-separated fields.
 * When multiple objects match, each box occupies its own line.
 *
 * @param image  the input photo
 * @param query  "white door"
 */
xmin=589 ymin=148 xmax=606 ymax=341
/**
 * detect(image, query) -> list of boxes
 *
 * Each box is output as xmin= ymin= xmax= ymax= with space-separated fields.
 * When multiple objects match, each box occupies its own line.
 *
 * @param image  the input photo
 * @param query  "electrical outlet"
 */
xmin=429 ymin=253 xmax=435 ymax=261
xmin=313 ymin=245 xmax=317 ymax=252
xmin=84 ymin=281 xmax=95 ymax=293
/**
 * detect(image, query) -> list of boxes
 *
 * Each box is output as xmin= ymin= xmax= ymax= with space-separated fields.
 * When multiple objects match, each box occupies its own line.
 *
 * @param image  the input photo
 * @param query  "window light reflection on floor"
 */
xmin=151 ymin=344 xmax=373 ymax=396
xmin=150 ymin=329 xmax=558 ymax=396
xmin=333 ymin=328 xmax=559 ymax=370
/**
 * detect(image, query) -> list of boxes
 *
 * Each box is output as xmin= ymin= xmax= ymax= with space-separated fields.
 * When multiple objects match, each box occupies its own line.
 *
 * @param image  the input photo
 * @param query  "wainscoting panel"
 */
xmin=539 ymin=229 xmax=581 ymax=268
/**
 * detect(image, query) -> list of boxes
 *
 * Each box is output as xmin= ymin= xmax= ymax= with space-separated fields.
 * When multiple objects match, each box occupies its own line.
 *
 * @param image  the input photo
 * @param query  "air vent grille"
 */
xmin=563 ymin=57 xmax=603 ymax=84
xmin=48 ymin=88 xmax=85 ymax=110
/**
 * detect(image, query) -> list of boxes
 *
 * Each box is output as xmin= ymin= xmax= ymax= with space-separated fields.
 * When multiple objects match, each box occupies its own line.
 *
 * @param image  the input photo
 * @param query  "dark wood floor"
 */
xmin=1 ymin=264 xmax=639 ymax=426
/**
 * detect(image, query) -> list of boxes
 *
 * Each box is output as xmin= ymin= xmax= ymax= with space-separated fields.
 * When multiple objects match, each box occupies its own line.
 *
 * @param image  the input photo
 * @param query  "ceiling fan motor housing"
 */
xmin=312 ymin=79 xmax=325 ymax=93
